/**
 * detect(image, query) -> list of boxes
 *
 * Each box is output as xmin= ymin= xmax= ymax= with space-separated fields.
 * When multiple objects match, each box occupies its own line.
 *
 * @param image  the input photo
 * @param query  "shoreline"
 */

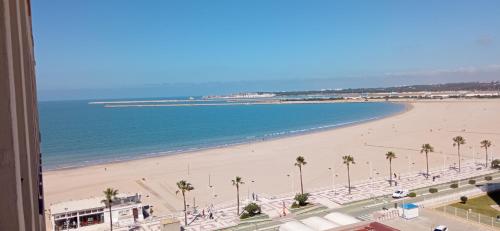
xmin=43 ymin=101 xmax=410 ymax=172
xmin=43 ymin=99 xmax=500 ymax=215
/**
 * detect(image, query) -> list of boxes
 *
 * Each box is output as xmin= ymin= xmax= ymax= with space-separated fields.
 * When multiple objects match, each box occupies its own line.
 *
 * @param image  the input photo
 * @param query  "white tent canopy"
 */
xmin=324 ymin=212 xmax=361 ymax=226
xmin=301 ymin=216 xmax=339 ymax=231
xmin=279 ymin=221 xmax=316 ymax=231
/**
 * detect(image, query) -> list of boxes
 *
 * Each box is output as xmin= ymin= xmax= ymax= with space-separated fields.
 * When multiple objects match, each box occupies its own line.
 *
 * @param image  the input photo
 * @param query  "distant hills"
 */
xmin=262 ymin=81 xmax=500 ymax=96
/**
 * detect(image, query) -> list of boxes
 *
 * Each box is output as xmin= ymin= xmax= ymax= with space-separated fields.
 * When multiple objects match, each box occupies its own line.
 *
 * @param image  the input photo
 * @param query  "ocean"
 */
xmin=38 ymin=99 xmax=405 ymax=170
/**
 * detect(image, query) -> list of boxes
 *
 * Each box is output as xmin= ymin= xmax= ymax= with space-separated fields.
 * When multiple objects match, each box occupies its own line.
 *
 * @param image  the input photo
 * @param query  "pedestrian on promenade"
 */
xmin=282 ymin=201 xmax=287 ymax=216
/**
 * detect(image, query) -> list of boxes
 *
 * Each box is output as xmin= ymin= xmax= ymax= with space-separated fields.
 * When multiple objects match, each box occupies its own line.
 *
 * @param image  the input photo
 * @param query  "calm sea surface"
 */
xmin=38 ymin=100 xmax=405 ymax=170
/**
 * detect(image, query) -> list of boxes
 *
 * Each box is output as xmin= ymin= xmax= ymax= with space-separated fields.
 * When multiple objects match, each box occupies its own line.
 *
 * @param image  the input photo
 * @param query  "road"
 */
xmin=227 ymin=171 xmax=500 ymax=231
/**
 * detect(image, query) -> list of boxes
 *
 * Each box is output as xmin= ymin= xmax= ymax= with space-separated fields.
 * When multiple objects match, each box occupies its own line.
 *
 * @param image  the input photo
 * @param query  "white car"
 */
xmin=434 ymin=225 xmax=448 ymax=231
xmin=392 ymin=189 xmax=409 ymax=198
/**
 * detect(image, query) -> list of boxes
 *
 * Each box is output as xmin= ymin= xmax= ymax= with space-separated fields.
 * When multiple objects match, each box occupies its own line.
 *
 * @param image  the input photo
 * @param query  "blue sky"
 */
xmin=32 ymin=0 xmax=500 ymax=100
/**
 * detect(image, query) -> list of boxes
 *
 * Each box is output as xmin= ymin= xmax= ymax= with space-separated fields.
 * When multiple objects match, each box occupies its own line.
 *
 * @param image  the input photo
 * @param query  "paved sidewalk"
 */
xmin=179 ymin=161 xmax=497 ymax=231
xmin=120 ymin=161 xmax=497 ymax=231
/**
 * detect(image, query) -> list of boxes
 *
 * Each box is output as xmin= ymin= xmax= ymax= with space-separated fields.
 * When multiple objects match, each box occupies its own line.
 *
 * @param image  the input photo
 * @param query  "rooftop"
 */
xmin=50 ymin=193 xmax=140 ymax=215
xmin=50 ymin=197 xmax=103 ymax=215
xmin=401 ymin=203 xmax=418 ymax=210
xmin=335 ymin=222 xmax=400 ymax=231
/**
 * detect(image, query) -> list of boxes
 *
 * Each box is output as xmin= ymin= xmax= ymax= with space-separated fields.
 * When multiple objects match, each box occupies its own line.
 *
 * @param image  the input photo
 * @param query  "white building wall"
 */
xmin=103 ymin=204 xmax=144 ymax=227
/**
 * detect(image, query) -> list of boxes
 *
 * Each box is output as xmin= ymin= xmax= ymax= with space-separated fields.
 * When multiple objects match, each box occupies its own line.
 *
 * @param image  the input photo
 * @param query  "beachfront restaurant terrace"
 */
xmin=49 ymin=193 xmax=146 ymax=230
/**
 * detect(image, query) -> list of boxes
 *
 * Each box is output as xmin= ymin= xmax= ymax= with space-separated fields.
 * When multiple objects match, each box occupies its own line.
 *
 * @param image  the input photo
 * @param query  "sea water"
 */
xmin=39 ymin=99 xmax=405 ymax=170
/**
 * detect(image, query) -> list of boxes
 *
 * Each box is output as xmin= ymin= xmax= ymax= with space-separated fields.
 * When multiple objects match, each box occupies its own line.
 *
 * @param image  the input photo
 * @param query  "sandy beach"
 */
xmin=43 ymin=99 xmax=500 ymax=216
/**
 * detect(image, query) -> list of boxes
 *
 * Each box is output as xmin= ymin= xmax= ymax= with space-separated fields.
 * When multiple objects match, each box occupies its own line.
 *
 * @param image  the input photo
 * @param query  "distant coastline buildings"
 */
xmin=202 ymin=90 xmax=500 ymax=102
xmin=203 ymin=92 xmax=276 ymax=99
xmin=202 ymin=82 xmax=500 ymax=102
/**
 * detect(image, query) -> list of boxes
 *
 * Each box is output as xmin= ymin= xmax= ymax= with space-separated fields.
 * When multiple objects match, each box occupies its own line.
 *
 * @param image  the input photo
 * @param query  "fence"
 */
xmin=415 ymin=188 xmax=483 ymax=208
xmin=416 ymin=183 xmax=500 ymax=209
xmin=436 ymin=205 xmax=500 ymax=229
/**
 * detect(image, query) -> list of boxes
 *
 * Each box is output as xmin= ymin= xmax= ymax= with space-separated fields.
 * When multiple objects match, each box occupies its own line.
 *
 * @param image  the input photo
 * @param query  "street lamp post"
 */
xmin=406 ymin=155 xmax=413 ymax=174
xmin=470 ymin=146 xmax=474 ymax=165
xmin=328 ymin=167 xmax=335 ymax=194
xmin=443 ymin=152 xmax=447 ymax=174
xmin=366 ymin=161 xmax=374 ymax=199
xmin=208 ymin=173 xmax=216 ymax=207
xmin=248 ymin=180 xmax=255 ymax=201
xmin=287 ymin=174 xmax=294 ymax=195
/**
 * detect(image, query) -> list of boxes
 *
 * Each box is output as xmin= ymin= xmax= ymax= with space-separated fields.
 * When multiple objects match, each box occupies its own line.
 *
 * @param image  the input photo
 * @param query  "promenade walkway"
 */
xmin=121 ymin=161 xmax=497 ymax=231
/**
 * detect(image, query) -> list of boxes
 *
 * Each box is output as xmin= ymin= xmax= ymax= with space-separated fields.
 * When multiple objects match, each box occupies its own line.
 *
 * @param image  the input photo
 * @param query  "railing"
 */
xmin=436 ymin=205 xmax=500 ymax=229
xmin=415 ymin=188 xmax=484 ymax=208
xmin=416 ymin=184 xmax=500 ymax=209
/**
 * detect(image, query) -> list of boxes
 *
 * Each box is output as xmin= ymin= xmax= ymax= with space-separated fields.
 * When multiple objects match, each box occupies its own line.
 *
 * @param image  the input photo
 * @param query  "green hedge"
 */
xmin=429 ymin=188 xmax=438 ymax=193
xmin=240 ymin=203 xmax=261 ymax=220
xmin=408 ymin=192 xmax=417 ymax=197
xmin=485 ymin=176 xmax=493 ymax=181
xmin=468 ymin=179 xmax=476 ymax=185
xmin=294 ymin=193 xmax=310 ymax=207
xmin=450 ymin=183 xmax=458 ymax=189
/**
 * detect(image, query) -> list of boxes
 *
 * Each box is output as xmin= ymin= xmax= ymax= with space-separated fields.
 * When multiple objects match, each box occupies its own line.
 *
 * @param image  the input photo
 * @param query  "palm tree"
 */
xmin=342 ymin=155 xmax=355 ymax=194
xmin=386 ymin=151 xmax=397 ymax=186
xmin=295 ymin=156 xmax=307 ymax=195
xmin=232 ymin=176 xmax=244 ymax=215
xmin=103 ymin=188 xmax=118 ymax=231
xmin=176 ymin=180 xmax=194 ymax=226
xmin=420 ymin=144 xmax=434 ymax=179
xmin=452 ymin=136 xmax=466 ymax=172
xmin=481 ymin=140 xmax=492 ymax=167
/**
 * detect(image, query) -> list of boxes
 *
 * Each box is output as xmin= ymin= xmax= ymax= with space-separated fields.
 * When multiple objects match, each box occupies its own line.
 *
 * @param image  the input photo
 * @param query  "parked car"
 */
xmin=434 ymin=225 xmax=448 ymax=231
xmin=392 ymin=189 xmax=409 ymax=198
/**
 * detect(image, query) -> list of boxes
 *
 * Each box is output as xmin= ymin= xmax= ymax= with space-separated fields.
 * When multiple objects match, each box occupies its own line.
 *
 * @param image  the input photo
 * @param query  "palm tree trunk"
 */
xmin=486 ymin=147 xmax=489 ymax=167
xmin=425 ymin=152 xmax=429 ymax=179
xmin=389 ymin=159 xmax=392 ymax=186
xmin=109 ymin=202 xmax=113 ymax=231
xmin=183 ymin=192 xmax=187 ymax=226
xmin=347 ymin=164 xmax=351 ymax=194
xmin=458 ymin=145 xmax=461 ymax=172
xmin=299 ymin=166 xmax=304 ymax=195
xmin=236 ymin=184 xmax=240 ymax=215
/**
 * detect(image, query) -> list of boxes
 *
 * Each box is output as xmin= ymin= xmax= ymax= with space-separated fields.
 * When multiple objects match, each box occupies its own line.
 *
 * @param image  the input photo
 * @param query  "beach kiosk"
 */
xmin=400 ymin=203 xmax=419 ymax=219
xmin=50 ymin=193 xmax=146 ymax=230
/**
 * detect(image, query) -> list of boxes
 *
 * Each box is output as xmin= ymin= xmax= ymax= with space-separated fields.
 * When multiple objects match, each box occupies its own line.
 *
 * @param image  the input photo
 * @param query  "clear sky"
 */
xmin=32 ymin=0 xmax=500 ymax=100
